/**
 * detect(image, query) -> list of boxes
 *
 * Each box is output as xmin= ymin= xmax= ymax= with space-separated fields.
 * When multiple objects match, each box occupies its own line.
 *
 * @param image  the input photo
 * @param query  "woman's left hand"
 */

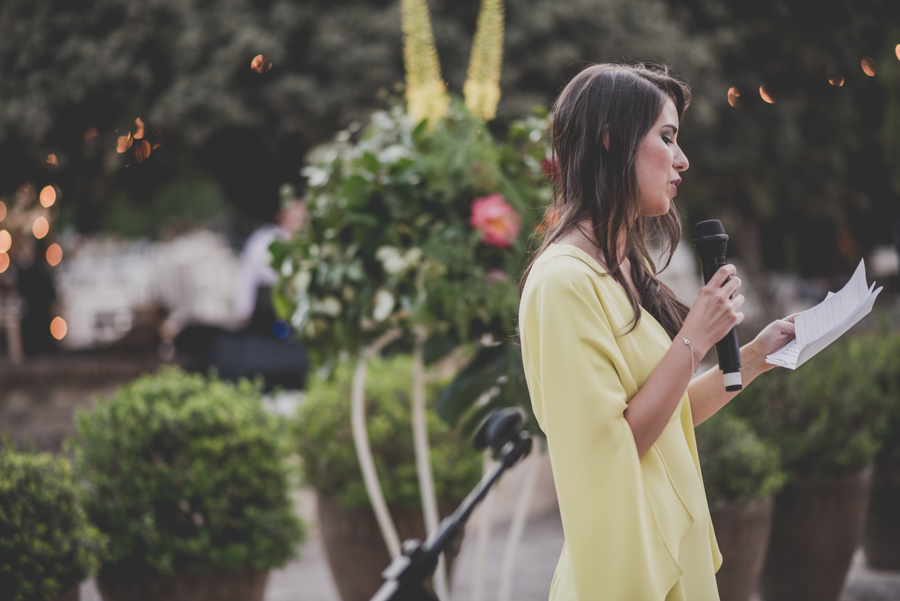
xmin=747 ymin=314 xmax=797 ymax=372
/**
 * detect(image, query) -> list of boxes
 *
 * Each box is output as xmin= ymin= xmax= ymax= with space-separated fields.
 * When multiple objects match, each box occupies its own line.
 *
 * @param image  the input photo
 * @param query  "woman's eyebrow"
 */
xmin=662 ymin=124 xmax=678 ymax=134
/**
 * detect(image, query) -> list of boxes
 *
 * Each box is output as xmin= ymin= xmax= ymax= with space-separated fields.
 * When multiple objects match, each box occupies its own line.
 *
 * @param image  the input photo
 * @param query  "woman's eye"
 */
xmin=662 ymin=136 xmax=673 ymax=145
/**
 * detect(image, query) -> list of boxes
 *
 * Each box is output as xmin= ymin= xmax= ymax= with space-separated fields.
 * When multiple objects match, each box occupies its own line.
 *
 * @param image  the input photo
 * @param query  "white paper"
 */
xmin=766 ymin=259 xmax=882 ymax=370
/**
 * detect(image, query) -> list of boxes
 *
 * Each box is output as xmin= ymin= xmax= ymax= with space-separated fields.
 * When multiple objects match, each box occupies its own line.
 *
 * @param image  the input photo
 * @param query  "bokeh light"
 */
xmin=134 ymin=117 xmax=145 ymax=139
xmin=116 ymin=132 xmax=133 ymax=153
xmin=50 ymin=316 xmax=68 ymax=341
xmin=0 ymin=253 xmax=8 ymax=273
xmin=896 ymin=44 xmax=900 ymax=61
xmin=84 ymin=127 xmax=99 ymax=140
xmin=33 ymin=216 xmax=50 ymax=239
xmin=46 ymin=243 xmax=63 ymax=267
xmin=827 ymin=70 xmax=845 ymax=86
xmin=727 ymin=87 xmax=740 ymax=107
xmin=251 ymin=54 xmax=273 ymax=74
xmin=759 ymin=85 xmax=775 ymax=104
xmin=0 ymin=230 xmax=11 ymax=253
xmin=135 ymin=140 xmax=151 ymax=162
xmin=0 ymin=201 xmax=6 ymax=222
xmin=861 ymin=57 xmax=876 ymax=76
xmin=46 ymin=154 xmax=58 ymax=167
xmin=40 ymin=185 xmax=57 ymax=207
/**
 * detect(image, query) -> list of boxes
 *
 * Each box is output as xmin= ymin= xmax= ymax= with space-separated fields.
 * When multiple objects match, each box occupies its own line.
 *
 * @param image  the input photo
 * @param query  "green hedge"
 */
xmin=696 ymin=406 xmax=786 ymax=510
xmin=0 ymin=441 xmax=105 ymax=601
xmin=733 ymin=335 xmax=885 ymax=481
xmin=295 ymin=354 xmax=482 ymax=508
xmin=76 ymin=368 xmax=305 ymax=581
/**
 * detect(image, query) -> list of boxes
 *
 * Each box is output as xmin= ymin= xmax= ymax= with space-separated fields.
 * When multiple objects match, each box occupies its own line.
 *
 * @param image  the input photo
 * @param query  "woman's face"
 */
xmin=634 ymin=98 xmax=689 ymax=217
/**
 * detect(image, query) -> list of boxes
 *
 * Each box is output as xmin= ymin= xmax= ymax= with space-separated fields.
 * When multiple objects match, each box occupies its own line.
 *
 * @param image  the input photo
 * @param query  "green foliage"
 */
xmin=734 ymin=335 xmax=886 ymax=481
xmin=271 ymin=103 xmax=547 ymax=358
xmin=75 ymin=368 xmax=305 ymax=581
xmin=695 ymin=405 xmax=786 ymax=510
xmin=0 ymin=441 xmax=105 ymax=601
xmin=865 ymin=329 xmax=900 ymax=466
xmin=294 ymin=354 xmax=482 ymax=509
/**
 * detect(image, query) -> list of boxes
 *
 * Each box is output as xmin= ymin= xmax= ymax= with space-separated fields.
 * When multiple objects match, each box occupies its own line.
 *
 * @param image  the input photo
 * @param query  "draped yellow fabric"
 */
xmin=519 ymin=244 xmax=722 ymax=601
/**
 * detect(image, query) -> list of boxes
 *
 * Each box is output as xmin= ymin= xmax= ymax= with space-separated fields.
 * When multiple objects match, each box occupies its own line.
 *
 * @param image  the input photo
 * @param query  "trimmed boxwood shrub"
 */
xmin=295 ymin=354 xmax=482 ymax=509
xmin=0 ymin=440 xmax=105 ymax=601
xmin=696 ymin=405 xmax=786 ymax=510
xmin=75 ymin=367 xmax=305 ymax=581
xmin=733 ymin=335 xmax=885 ymax=481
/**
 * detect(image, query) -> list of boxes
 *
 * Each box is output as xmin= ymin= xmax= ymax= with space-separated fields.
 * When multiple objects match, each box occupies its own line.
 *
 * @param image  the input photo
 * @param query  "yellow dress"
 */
xmin=519 ymin=244 xmax=722 ymax=601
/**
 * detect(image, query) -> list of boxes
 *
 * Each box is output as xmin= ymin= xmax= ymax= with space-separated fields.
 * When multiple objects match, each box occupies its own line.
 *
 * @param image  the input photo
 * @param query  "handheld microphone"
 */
xmin=692 ymin=219 xmax=742 ymax=391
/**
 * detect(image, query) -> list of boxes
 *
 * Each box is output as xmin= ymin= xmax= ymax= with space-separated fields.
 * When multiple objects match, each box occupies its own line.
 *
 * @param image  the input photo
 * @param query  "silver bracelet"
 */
xmin=680 ymin=336 xmax=698 ymax=374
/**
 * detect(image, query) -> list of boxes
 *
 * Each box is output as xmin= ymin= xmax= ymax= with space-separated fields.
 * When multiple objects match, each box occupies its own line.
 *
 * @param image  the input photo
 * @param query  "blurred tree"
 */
xmin=0 ymin=0 xmax=712 ymax=233
xmin=662 ymin=0 xmax=900 ymax=290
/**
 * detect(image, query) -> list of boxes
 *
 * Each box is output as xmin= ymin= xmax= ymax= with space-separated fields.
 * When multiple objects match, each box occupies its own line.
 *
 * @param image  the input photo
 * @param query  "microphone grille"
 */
xmin=693 ymin=219 xmax=726 ymax=239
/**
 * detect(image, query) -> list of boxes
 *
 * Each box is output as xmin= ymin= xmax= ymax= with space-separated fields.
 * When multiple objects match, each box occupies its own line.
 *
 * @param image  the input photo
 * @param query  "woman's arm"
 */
xmin=688 ymin=317 xmax=796 ymax=426
xmin=624 ymin=264 xmax=744 ymax=457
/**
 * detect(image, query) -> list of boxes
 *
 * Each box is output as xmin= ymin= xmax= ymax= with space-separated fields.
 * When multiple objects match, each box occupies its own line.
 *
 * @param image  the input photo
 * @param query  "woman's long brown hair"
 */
xmin=520 ymin=63 xmax=691 ymax=339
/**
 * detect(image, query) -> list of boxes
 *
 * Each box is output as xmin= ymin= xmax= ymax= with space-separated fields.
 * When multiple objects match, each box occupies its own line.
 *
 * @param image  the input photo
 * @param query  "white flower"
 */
xmin=372 ymin=289 xmax=395 ymax=322
xmin=292 ymin=270 xmax=311 ymax=293
xmin=280 ymin=259 xmax=294 ymax=278
xmin=313 ymin=296 xmax=342 ymax=317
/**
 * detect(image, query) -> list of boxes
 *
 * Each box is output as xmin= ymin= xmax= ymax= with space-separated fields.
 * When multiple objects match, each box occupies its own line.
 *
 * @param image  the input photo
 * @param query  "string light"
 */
xmin=0 ymin=230 xmax=11 ymax=253
xmin=33 ymin=216 xmax=50 ymax=239
xmin=0 ymin=201 xmax=6 ymax=222
xmin=50 ymin=317 xmax=68 ymax=341
xmin=46 ymin=243 xmax=63 ymax=267
xmin=759 ymin=85 xmax=775 ymax=104
xmin=0 ymin=253 xmax=8 ymax=273
xmin=727 ymin=87 xmax=740 ymax=107
xmin=40 ymin=186 xmax=57 ymax=207
xmin=861 ymin=57 xmax=876 ymax=76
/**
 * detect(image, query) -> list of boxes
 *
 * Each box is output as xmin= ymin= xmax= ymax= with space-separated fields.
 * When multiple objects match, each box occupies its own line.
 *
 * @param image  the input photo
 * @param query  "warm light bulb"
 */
xmin=40 ymin=186 xmax=57 ymax=207
xmin=727 ymin=87 xmax=740 ymax=107
xmin=0 ymin=253 xmax=8 ymax=273
xmin=0 ymin=201 xmax=6 ymax=222
xmin=861 ymin=57 xmax=876 ymax=77
xmin=33 ymin=216 xmax=50 ymax=239
xmin=0 ymin=230 xmax=10 ymax=253
xmin=50 ymin=316 xmax=68 ymax=341
xmin=46 ymin=243 xmax=63 ymax=267
xmin=759 ymin=85 xmax=775 ymax=104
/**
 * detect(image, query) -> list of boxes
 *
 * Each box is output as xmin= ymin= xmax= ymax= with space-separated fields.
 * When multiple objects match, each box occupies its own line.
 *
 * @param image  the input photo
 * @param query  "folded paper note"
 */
xmin=766 ymin=259 xmax=882 ymax=370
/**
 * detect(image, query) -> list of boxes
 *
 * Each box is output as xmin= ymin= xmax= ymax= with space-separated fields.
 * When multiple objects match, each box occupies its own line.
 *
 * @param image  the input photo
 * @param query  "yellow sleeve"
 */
xmin=520 ymin=256 xmax=684 ymax=600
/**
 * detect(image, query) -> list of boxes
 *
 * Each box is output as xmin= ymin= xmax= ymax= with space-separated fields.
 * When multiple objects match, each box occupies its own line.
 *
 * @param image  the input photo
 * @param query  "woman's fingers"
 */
xmin=708 ymin=264 xmax=737 ymax=288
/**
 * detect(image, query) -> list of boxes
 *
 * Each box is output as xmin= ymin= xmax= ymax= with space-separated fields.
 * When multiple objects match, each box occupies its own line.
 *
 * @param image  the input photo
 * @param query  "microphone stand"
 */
xmin=369 ymin=410 xmax=533 ymax=601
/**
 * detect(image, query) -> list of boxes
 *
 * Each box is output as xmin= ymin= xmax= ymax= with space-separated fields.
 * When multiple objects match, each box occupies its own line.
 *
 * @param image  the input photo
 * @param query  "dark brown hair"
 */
xmin=520 ymin=63 xmax=691 ymax=339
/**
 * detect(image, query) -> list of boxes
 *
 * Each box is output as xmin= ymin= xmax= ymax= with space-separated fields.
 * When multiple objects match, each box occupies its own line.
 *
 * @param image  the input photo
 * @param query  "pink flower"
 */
xmin=469 ymin=194 xmax=521 ymax=248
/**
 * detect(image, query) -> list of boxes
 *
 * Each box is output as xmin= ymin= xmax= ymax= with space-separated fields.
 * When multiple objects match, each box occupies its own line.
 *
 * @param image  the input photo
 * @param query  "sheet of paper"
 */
xmin=765 ymin=260 xmax=881 ymax=370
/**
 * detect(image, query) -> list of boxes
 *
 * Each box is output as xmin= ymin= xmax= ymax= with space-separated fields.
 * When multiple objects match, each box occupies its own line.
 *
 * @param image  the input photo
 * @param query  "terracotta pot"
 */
xmin=710 ymin=496 xmax=774 ymax=601
xmin=759 ymin=468 xmax=872 ymax=601
xmin=51 ymin=586 xmax=80 ymax=601
xmin=863 ymin=462 xmax=900 ymax=569
xmin=315 ymin=491 xmax=464 ymax=601
xmin=97 ymin=568 xmax=268 ymax=601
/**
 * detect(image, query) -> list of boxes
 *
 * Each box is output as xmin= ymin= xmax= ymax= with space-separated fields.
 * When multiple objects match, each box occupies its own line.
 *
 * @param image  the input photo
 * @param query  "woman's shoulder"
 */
xmin=526 ymin=244 xmax=608 ymax=290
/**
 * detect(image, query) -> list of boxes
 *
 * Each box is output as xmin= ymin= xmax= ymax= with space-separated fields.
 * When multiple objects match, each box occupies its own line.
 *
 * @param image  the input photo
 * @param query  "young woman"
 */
xmin=518 ymin=63 xmax=796 ymax=600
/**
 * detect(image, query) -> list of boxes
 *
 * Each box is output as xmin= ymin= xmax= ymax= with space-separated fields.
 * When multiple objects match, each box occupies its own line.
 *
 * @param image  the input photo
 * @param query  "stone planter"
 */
xmin=316 ymin=491 xmax=463 ymax=601
xmin=710 ymin=496 xmax=774 ymax=601
xmin=759 ymin=468 xmax=872 ymax=601
xmin=97 ymin=568 xmax=268 ymax=601
xmin=863 ymin=462 xmax=900 ymax=569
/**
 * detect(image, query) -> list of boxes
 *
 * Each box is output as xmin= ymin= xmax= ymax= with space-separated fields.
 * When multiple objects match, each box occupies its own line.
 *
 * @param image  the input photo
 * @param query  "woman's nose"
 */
xmin=674 ymin=147 xmax=689 ymax=172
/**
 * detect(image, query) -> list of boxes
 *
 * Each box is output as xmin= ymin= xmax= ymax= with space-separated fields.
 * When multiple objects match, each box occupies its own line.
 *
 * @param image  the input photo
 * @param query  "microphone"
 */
xmin=692 ymin=219 xmax=742 ymax=391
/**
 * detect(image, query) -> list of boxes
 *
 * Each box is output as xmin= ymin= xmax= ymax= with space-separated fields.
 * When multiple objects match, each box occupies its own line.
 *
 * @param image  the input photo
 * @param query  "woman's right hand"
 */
xmin=679 ymin=264 xmax=744 ymax=358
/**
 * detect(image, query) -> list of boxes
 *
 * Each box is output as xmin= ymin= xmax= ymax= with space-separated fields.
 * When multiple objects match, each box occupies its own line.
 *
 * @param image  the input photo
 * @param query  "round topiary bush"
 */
xmin=295 ymin=354 xmax=482 ymax=509
xmin=696 ymin=405 xmax=786 ymax=510
xmin=75 ymin=367 xmax=305 ymax=582
xmin=0 ymin=440 xmax=105 ymax=601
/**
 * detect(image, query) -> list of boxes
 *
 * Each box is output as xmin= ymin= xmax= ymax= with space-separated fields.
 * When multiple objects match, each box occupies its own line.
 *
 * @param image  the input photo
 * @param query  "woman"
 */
xmin=518 ymin=63 xmax=795 ymax=600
